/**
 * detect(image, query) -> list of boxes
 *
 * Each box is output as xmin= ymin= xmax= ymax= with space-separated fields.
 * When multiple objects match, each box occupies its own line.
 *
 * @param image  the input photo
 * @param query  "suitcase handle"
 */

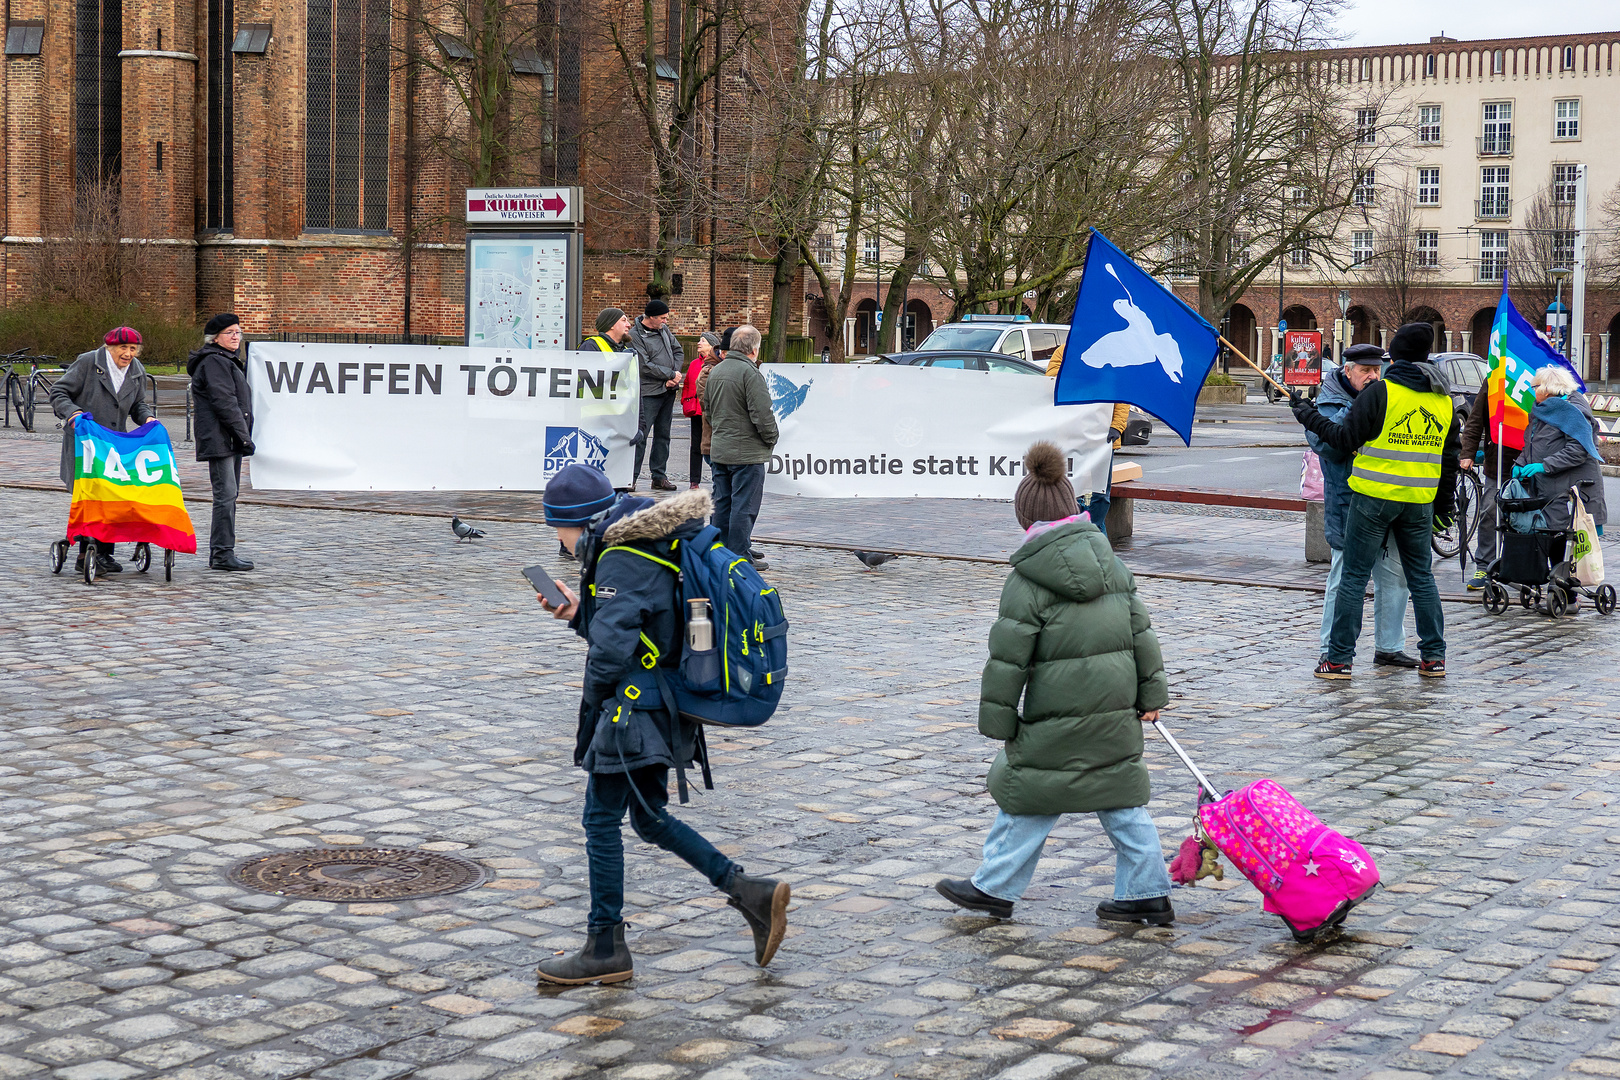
xmin=1150 ymin=719 xmax=1219 ymax=801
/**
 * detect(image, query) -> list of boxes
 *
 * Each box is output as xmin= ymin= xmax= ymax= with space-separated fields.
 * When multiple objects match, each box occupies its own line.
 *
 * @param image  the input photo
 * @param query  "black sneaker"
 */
xmin=1097 ymin=897 xmax=1175 ymax=925
xmin=1315 ymin=660 xmax=1352 ymax=680
xmin=1419 ymin=659 xmax=1446 ymax=678
xmin=724 ymin=872 xmax=791 ymax=966
xmin=558 ymin=542 xmax=575 ymax=562
xmin=934 ymin=878 xmax=1013 ymax=919
xmin=750 ymin=558 xmax=770 ymax=572
xmin=95 ymin=554 xmax=124 ymax=574
xmin=1373 ymin=651 xmax=1419 ymax=669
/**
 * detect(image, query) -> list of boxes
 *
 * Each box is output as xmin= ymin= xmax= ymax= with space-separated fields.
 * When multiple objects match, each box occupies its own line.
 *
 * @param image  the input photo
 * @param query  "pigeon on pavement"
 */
xmin=451 ymin=516 xmax=487 ymax=542
xmin=852 ymin=550 xmax=898 ymax=570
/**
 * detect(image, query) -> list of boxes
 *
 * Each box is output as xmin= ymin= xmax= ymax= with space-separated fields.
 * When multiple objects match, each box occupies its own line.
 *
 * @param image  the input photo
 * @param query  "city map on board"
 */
xmin=467 ymin=238 xmax=571 ymax=351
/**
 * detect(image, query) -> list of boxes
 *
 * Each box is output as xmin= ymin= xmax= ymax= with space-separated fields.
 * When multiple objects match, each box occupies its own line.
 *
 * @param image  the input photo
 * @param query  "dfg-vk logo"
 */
xmin=544 ymin=427 xmax=609 ymax=478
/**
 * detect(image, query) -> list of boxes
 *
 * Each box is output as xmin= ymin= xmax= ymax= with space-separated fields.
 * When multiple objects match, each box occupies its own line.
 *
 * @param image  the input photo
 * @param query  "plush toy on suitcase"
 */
xmin=1154 ymin=721 xmax=1379 ymax=942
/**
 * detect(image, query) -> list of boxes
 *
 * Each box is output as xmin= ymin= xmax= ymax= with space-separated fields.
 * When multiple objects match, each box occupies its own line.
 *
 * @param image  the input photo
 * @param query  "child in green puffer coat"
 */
xmin=936 ymin=441 xmax=1176 ymax=924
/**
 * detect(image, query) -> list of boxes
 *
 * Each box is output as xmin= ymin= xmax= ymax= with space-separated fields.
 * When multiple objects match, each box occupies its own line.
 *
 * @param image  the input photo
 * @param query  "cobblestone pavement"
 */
xmin=4 ymin=486 xmax=1620 ymax=1080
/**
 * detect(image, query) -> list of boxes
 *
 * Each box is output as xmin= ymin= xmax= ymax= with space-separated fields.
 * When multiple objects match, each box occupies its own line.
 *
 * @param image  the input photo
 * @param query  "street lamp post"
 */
xmin=1336 ymin=290 xmax=1351 ymax=365
xmin=1549 ymin=266 xmax=1572 ymax=357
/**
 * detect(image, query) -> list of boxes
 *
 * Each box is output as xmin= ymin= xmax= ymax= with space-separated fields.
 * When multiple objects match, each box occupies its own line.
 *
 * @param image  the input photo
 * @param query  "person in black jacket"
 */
xmin=187 ymin=314 xmax=255 ymax=571
xmin=534 ymin=464 xmax=789 ymax=985
xmin=1291 ymin=324 xmax=1461 ymax=679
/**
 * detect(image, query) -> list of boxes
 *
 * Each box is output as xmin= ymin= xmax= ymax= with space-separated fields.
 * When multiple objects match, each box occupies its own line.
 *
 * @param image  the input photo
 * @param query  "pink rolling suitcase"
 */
xmin=1153 ymin=721 xmax=1379 ymax=942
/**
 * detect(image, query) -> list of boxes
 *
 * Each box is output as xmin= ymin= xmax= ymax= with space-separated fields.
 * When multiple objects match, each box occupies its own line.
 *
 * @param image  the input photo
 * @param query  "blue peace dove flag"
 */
xmin=1055 ymin=229 xmax=1220 ymax=445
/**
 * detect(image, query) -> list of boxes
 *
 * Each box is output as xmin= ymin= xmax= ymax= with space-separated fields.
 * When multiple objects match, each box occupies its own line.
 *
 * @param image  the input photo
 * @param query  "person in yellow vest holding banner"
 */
xmin=1290 ymin=323 xmax=1461 ymax=680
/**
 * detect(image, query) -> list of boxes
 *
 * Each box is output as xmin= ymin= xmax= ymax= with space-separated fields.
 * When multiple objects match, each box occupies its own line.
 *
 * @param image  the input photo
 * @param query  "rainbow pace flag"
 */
xmin=1485 ymin=275 xmax=1585 ymax=451
xmin=69 ymin=417 xmax=198 ymax=553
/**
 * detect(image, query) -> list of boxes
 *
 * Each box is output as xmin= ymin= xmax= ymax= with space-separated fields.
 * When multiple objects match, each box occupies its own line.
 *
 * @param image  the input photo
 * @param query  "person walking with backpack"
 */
xmin=1291 ymin=323 xmax=1461 ymax=679
xmin=935 ymin=442 xmax=1176 ymax=925
xmin=533 ymin=464 xmax=789 ymax=985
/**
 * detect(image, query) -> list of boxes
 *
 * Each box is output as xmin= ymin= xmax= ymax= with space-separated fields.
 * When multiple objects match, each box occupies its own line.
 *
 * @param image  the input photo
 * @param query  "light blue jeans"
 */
xmin=1319 ymin=542 xmax=1409 ymax=656
xmin=971 ymin=806 xmax=1172 ymax=903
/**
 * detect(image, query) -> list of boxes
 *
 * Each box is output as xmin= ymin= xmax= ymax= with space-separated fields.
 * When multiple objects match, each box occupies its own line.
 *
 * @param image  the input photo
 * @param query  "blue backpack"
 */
xmin=603 ymin=524 xmax=788 ymax=728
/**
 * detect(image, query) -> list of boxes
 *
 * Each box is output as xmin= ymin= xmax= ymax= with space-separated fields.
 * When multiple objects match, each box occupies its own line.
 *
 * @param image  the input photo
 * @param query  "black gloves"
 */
xmin=1288 ymin=390 xmax=1313 ymax=422
xmin=1108 ymin=427 xmax=1124 ymax=446
xmin=240 ymin=439 xmax=256 ymax=457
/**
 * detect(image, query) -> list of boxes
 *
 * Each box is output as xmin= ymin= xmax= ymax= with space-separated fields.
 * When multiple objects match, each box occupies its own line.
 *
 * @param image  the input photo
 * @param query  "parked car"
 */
xmin=914 ymin=315 xmax=1069 ymax=365
xmin=869 ymin=350 xmax=1047 ymax=375
xmin=1432 ymin=351 xmax=1489 ymax=422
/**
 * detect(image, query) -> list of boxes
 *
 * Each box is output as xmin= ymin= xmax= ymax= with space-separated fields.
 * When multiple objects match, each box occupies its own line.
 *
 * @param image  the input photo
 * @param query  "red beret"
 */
xmin=104 ymin=326 xmax=142 ymax=346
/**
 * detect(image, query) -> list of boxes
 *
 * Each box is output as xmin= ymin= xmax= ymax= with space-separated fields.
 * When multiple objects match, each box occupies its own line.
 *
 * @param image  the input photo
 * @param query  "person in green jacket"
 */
xmin=936 ymin=441 xmax=1175 ymax=925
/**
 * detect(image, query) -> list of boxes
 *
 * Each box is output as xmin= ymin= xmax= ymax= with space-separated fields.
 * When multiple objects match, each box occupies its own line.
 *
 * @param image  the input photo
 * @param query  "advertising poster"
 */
xmin=1284 ymin=330 xmax=1323 ymax=386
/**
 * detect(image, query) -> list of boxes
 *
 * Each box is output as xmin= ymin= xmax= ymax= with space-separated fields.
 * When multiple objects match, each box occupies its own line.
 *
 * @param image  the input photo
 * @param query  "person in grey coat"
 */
xmin=187 ymin=314 xmax=256 ymax=571
xmin=49 ymin=326 xmax=157 ymax=574
xmin=1511 ymin=365 xmax=1607 ymax=535
xmin=628 ymin=299 xmax=685 ymax=491
xmin=700 ymin=325 xmax=778 ymax=568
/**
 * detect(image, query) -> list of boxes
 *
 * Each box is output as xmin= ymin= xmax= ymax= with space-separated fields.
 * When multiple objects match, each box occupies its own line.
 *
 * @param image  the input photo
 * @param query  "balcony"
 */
xmin=1475 ymin=197 xmax=1512 ymax=220
xmin=1476 ymin=134 xmax=1513 ymax=156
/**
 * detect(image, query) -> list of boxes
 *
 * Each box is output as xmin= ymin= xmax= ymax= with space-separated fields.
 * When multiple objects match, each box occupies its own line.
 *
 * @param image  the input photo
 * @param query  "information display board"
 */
xmin=466 ymin=235 xmax=573 ymax=350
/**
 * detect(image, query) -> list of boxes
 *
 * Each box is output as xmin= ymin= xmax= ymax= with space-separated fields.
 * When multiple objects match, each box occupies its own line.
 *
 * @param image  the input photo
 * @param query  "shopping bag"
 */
xmin=1301 ymin=450 xmax=1324 ymax=502
xmin=1572 ymin=495 xmax=1605 ymax=585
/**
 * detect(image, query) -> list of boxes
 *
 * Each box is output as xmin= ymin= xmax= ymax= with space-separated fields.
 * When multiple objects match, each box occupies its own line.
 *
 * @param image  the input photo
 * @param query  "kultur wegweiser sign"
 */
xmin=465 ymin=187 xmax=579 ymax=225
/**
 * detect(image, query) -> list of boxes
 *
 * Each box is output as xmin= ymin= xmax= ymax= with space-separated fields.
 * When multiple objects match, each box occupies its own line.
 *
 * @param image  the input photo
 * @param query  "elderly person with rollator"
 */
xmin=1307 ymin=345 xmax=1416 ymax=668
xmin=50 ymin=326 xmax=157 ymax=575
xmin=1511 ymin=365 xmax=1606 ymax=546
xmin=1291 ymin=323 xmax=1460 ymax=680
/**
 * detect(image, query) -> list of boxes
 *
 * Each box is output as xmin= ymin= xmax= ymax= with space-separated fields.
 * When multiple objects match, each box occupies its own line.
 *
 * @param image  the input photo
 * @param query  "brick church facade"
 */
xmin=0 ymin=0 xmax=801 ymax=338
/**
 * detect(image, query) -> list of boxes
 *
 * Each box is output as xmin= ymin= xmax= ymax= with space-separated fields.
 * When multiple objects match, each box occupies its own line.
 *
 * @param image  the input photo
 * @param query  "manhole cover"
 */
xmin=229 ymin=848 xmax=489 ymax=901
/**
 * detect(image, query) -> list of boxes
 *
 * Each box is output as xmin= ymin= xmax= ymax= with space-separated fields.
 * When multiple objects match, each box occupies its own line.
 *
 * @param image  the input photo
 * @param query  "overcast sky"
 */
xmin=1337 ymin=0 xmax=1616 ymax=47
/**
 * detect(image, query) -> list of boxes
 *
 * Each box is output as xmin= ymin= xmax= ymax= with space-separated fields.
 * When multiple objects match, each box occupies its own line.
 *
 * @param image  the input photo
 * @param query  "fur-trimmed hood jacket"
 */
xmin=571 ymin=489 xmax=712 ymax=773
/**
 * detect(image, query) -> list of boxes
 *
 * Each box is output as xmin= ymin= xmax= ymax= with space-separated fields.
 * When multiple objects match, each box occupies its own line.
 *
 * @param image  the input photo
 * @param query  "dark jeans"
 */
xmin=633 ymin=391 xmax=676 ymax=485
xmin=583 ymin=766 xmax=737 ymax=931
xmin=208 ymin=455 xmax=241 ymax=558
xmin=1328 ymin=493 xmax=1444 ymax=663
xmin=712 ymin=462 xmax=765 ymax=557
xmin=688 ymin=416 xmax=705 ymax=486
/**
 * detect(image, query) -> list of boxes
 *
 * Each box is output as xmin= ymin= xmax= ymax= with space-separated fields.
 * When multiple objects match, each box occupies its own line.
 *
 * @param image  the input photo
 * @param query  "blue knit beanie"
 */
xmin=542 ymin=464 xmax=618 ymax=526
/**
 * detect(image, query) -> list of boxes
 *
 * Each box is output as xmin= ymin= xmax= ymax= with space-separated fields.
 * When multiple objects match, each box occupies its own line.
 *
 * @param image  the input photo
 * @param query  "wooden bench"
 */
xmin=1106 ymin=479 xmax=1326 ymax=561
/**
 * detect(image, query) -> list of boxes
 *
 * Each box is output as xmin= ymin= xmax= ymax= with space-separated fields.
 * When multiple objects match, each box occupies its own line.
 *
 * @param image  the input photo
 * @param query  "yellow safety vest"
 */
xmin=584 ymin=336 xmax=615 ymax=351
xmin=1348 ymin=380 xmax=1453 ymax=503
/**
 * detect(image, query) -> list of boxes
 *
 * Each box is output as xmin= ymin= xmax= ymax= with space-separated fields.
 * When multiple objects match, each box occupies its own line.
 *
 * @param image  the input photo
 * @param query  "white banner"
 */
xmin=761 ymin=364 xmax=1113 ymax=498
xmin=246 ymin=342 xmax=640 ymax=490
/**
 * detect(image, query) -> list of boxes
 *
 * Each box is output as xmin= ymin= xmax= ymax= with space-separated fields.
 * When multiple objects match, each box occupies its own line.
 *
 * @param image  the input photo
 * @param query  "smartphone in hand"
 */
xmin=522 ymin=565 xmax=569 ymax=608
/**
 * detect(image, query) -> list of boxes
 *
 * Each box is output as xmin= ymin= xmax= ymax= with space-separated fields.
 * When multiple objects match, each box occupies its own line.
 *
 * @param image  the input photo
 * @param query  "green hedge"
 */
xmin=0 ymin=300 xmax=202 ymax=373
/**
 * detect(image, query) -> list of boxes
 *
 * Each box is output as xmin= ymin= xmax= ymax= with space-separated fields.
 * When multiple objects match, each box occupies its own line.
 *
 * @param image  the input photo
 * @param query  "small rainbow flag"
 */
xmin=69 ymin=417 xmax=198 ymax=553
xmin=1485 ymin=275 xmax=1585 ymax=451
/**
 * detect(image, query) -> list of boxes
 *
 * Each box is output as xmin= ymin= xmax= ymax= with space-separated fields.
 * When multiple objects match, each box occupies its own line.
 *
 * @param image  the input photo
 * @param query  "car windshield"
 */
xmin=916 ymin=325 xmax=1003 ymax=351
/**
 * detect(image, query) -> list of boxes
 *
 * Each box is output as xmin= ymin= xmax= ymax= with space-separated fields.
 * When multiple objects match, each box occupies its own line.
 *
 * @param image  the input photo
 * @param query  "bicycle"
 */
xmin=1431 ymin=466 xmax=1484 ymax=561
xmin=2 ymin=349 xmax=36 ymax=430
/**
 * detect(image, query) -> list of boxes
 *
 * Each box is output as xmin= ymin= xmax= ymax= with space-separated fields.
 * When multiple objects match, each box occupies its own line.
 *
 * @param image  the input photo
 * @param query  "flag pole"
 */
xmin=1218 ymin=335 xmax=1290 ymax=395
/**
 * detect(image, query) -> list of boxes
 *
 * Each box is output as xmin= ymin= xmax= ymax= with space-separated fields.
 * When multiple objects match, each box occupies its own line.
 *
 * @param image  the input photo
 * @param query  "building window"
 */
xmin=1290 ymin=184 xmax=1309 ymax=206
xmin=1289 ymin=246 xmax=1312 ymax=268
xmin=1477 ymin=166 xmax=1510 ymax=218
xmin=1562 ymin=45 xmax=1575 ymax=71
xmin=1423 ymin=53 xmax=1435 ymax=78
xmin=1555 ymin=99 xmax=1580 ymax=140
xmin=1478 ymin=231 xmax=1508 ymax=281
xmin=306 ymin=0 xmax=391 ymax=232
xmin=1418 ymin=105 xmax=1441 ymax=144
xmin=1293 ymin=113 xmax=1310 ymax=147
xmin=813 ymin=233 xmax=834 ymax=266
xmin=1491 ymin=49 xmax=1504 ymax=75
xmin=1480 ymin=101 xmax=1512 ymax=156
xmin=917 ymin=256 xmax=931 ymax=276
xmin=1353 ymin=168 xmax=1376 ymax=206
xmin=1552 ymin=230 xmax=1575 ymax=267
xmin=75 ymin=0 xmax=123 ymax=191
xmin=1358 ymin=57 xmax=1372 ymax=81
xmin=1417 ymin=167 xmax=1440 ymax=205
xmin=862 ymin=234 xmax=879 ymax=266
xmin=1355 ymin=108 xmax=1377 ymax=145
xmin=1351 ymin=230 xmax=1373 ymax=267
xmin=205 ymin=0 xmax=234 ymax=231
xmin=1417 ymin=230 xmax=1439 ymax=268
xmin=1553 ymin=164 xmax=1580 ymax=204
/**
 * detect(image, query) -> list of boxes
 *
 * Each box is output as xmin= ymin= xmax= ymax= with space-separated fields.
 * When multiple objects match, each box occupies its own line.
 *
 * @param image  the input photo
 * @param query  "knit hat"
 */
xmin=542 ymin=463 xmax=618 ymax=526
xmin=203 ymin=313 xmax=240 ymax=337
xmin=645 ymin=298 xmax=670 ymax=317
xmin=1341 ymin=343 xmax=1386 ymax=367
xmin=699 ymin=331 xmax=722 ymax=350
xmin=1387 ymin=322 xmax=1433 ymax=364
xmin=1013 ymin=442 xmax=1077 ymax=530
xmin=104 ymin=326 xmax=142 ymax=346
xmin=718 ymin=327 xmax=735 ymax=352
xmin=595 ymin=308 xmax=627 ymax=335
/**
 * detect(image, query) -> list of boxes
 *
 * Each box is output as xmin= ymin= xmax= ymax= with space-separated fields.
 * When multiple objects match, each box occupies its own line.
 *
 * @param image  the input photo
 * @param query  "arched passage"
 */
xmin=1406 ymin=306 xmax=1448 ymax=352
xmin=1345 ymin=305 xmax=1378 ymax=345
xmin=1282 ymin=304 xmax=1317 ymax=331
xmin=1606 ymin=311 xmax=1620 ymax=379
xmin=1225 ymin=304 xmax=1257 ymax=369
xmin=1469 ymin=308 xmax=1496 ymax=358
xmin=903 ymin=299 xmax=933 ymax=351
xmin=853 ymin=298 xmax=879 ymax=355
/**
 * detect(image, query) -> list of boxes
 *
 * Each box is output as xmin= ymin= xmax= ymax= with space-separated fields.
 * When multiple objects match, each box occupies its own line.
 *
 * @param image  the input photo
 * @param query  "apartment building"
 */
xmin=1209 ymin=31 xmax=1620 ymax=381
